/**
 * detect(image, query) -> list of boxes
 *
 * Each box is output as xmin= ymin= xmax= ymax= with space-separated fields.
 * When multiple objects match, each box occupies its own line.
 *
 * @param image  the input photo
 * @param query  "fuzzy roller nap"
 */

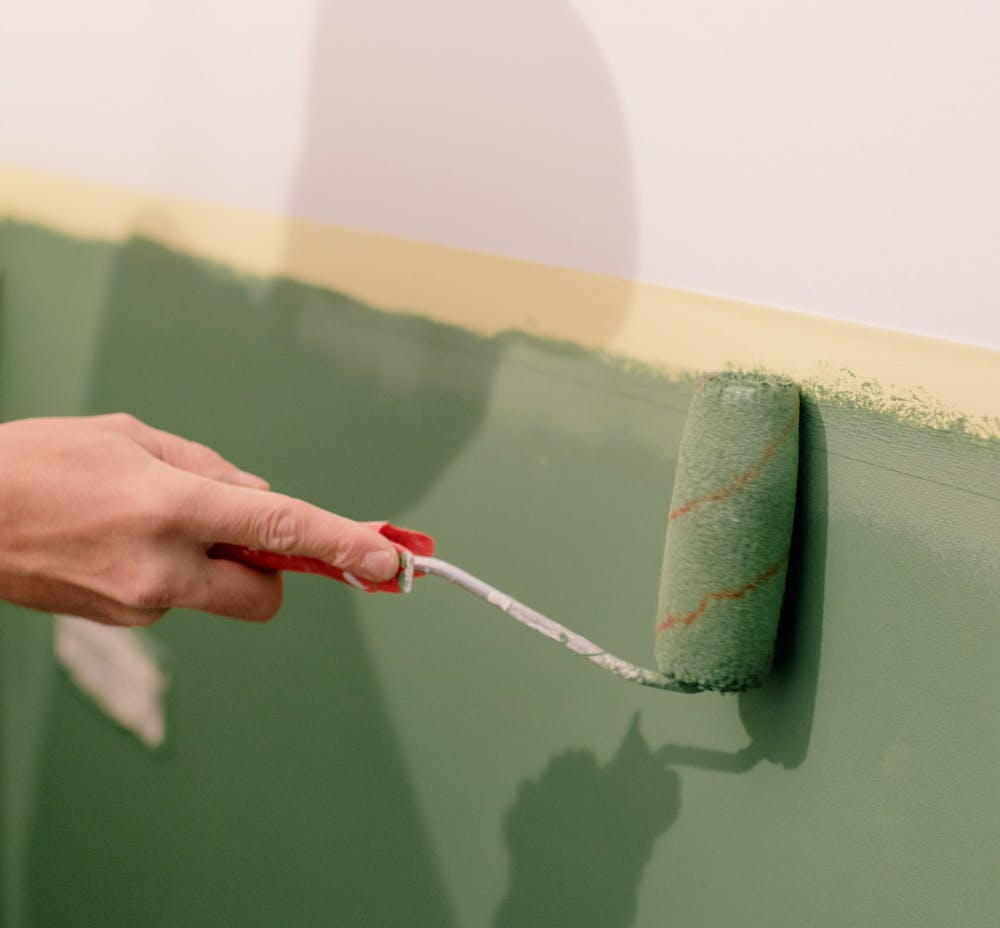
xmin=213 ymin=372 xmax=800 ymax=694
xmin=654 ymin=373 xmax=800 ymax=691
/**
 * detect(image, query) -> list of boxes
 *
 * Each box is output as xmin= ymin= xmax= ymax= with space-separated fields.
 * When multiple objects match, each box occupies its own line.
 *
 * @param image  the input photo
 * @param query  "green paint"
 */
xmin=798 ymin=366 xmax=1000 ymax=438
xmin=1 ymin=222 xmax=999 ymax=927
xmin=655 ymin=373 xmax=799 ymax=691
xmin=0 ymin=222 xmax=114 ymax=928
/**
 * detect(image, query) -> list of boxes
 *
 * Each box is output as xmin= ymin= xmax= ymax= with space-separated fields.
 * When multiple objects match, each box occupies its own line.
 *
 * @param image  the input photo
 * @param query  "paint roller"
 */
xmin=213 ymin=372 xmax=800 ymax=693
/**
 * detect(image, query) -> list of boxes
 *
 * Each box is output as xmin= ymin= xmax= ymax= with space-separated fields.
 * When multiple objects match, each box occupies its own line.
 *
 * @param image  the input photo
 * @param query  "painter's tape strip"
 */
xmin=3 ymin=164 xmax=998 ymax=437
xmin=54 ymin=616 xmax=169 ymax=749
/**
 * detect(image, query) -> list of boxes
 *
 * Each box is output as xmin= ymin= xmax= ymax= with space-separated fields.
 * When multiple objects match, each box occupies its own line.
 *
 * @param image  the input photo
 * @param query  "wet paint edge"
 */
xmin=3 ymin=164 xmax=997 ymax=439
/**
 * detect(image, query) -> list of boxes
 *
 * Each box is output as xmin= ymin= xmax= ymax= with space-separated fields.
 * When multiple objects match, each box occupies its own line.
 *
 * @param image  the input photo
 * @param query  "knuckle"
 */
xmin=329 ymin=537 xmax=366 ymax=570
xmin=190 ymin=440 xmax=223 ymax=464
xmin=123 ymin=566 xmax=179 ymax=612
xmin=256 ymin=503 xmax=301 ymax=554
xmin=142 ymin=482 xmax=187 ymax=538
xmin=182 ymin=438 xmax=226 ymax=472
xmin=103 ymin=412 xmax=141 ymax=431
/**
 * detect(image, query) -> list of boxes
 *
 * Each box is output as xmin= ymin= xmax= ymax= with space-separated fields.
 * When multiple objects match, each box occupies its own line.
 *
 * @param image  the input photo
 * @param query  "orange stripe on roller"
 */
xmin=669 ymin=402 xmax=799 ymax=523
xmin=656 ymin=557 xmax=788 ymax=633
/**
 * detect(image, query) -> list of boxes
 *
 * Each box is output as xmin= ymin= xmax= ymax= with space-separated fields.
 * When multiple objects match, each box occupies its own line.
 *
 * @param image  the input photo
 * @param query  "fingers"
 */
xmin=88 ymin=560 xmax=281 ymax=626
xmin=178 ymin=476 xmax=400 ymax=583
xmin=97 ymin=413 xmax=269 ymax=489
xmin=151 ymin=430 xmax=269 ymax=490
xmin=180 ymin=558 xmax=284 ymax=623
xmin=90 ymin=554 xmax=282 ymax=626
xmin=76 ymin=415 xmax=397 ymax=623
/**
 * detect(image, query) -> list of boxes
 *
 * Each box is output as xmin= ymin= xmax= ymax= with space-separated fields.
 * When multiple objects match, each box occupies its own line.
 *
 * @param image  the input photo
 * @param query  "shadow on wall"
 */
xmin=491 ymin=404 xmax=828 ymax=926
xmin=737 ymin=400 xmax=828 ymax=770
xmin=494 ymin=715 xmax=680 ymax=928
xmin=289 ymin=0 xmax=638 ymax=280
xmin=18 ymin=2 xmax=639 ymax=927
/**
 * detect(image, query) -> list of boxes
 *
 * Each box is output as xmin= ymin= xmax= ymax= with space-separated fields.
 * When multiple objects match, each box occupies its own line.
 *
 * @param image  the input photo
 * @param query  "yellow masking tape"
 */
xmin=3 ymin=164 xmax=997 ymax=437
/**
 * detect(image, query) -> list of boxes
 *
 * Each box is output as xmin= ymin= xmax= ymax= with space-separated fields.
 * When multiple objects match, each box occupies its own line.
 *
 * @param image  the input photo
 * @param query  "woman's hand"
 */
xmin=0 ymin=413 xmax=399 ymax=626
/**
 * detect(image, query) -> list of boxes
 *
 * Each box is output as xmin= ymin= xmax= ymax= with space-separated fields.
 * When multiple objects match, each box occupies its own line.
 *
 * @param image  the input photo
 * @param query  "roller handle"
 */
xmin=207 ymin=522 xmax=435 ymax=593
xmin=212 ymin=525 xmax=685 ymax=690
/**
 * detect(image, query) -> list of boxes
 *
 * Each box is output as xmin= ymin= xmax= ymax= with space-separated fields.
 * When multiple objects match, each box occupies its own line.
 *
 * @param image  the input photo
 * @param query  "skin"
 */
xmin=0 ymin=413 xmax=400 ymax=627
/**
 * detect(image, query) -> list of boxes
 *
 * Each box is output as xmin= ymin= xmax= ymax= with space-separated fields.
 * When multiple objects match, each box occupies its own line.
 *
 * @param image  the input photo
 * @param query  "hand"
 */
xmin=0 ymin=413 xmax=400 ymax=626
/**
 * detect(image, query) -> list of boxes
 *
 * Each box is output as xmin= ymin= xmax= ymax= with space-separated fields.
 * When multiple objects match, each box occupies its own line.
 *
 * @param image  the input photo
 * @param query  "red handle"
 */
xmin=208 ymin=522 xmax=435 ymax=593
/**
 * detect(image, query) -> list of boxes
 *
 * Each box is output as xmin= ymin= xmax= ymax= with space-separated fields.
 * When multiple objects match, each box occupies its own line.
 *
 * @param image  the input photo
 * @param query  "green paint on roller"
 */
xmin=409 ymin=371 xmax=799 ymax=695
xmin=655 ymin=372 xmax=800 ymax=692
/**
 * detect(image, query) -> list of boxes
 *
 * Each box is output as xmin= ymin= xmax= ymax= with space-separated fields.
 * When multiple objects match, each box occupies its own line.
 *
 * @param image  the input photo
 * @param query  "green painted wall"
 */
xmin=1 ymin=222 xmax=998 ymax=927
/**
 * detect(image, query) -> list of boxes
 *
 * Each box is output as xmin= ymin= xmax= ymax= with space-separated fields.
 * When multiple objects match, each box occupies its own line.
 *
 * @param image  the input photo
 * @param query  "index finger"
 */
xmin=176 ymin=476 xmax=400 ymax=582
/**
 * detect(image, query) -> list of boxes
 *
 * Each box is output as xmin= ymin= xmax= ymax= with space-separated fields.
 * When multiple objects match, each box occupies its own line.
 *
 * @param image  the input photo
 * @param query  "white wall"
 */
xmin=2 ymin=0 xmax=998 ymax=349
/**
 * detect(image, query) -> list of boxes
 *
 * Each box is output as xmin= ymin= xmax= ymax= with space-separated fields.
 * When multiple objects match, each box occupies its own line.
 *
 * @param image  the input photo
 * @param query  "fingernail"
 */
xmin=361 ymin=549 xmax=399 ymax=581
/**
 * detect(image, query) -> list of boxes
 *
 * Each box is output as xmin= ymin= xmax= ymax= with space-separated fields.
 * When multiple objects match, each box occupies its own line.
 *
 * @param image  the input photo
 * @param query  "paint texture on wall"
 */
xmin=1 ymin=222 xmax=999 ymax=927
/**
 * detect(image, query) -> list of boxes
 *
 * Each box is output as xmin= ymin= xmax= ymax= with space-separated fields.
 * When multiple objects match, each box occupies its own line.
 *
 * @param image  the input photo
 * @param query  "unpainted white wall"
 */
xmin=2 ymin=0 xmax=997 ymax=348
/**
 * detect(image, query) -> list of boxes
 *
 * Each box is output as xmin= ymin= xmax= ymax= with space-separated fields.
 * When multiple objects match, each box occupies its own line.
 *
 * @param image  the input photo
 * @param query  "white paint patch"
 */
xmin=399 ymin=550 xmax=416 ymax=594
xmin=486 ymin=590 xmax=514 ymax=613
xmin=54 ymin=616 xmax=169 ymax=749
xmin=341 ymin=571 xmax=367 ymax=591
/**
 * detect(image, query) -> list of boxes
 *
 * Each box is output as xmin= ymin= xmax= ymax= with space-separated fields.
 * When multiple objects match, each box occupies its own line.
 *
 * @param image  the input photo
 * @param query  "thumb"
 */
xmin=179 ymin=477 xmax=400 ymax=582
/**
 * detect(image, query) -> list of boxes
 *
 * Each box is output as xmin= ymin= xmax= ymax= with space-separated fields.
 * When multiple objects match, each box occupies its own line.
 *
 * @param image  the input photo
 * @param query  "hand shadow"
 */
xmin=493 ymin=714 xmax=680 ymax=928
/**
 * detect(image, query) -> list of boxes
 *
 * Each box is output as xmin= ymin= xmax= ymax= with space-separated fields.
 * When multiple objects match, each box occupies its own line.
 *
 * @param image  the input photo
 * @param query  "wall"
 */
xmin=1 ymin=0 xmax=998 ymax=349
xmin=2 ymin=3 xmax=999 ymax=927
xmin=1 ymin=219 xmax=997 ymax=928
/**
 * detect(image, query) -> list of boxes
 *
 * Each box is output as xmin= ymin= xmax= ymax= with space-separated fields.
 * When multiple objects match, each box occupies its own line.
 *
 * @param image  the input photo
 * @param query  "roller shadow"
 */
xmin=738 ymin=398 xmax=829 ymax=768
xmin=493 ymin=715 xmax=679 ymax=928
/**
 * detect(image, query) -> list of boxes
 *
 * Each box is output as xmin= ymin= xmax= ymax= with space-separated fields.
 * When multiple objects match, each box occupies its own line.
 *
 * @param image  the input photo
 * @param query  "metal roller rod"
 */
xmin=403 ymin=553 xmax=692 ymax=692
